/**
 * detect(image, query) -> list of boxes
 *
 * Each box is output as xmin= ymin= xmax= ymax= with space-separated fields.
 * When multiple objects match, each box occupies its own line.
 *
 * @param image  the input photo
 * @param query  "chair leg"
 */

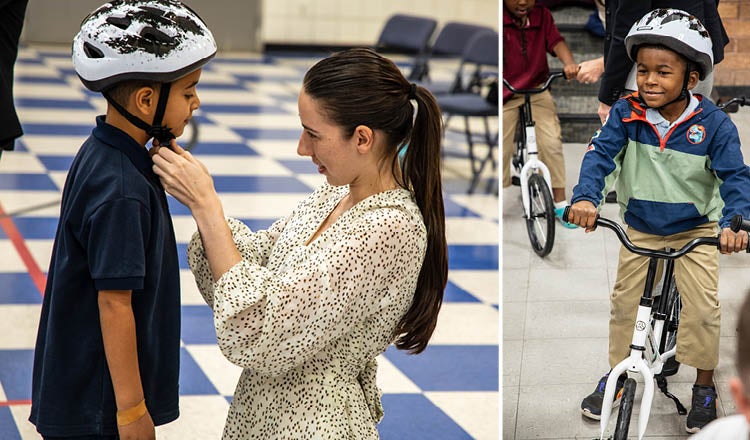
xmin=482 ymin=116 xmax=499 ymax=194
xmin=464 ymin=115 xmax=481 ymax=194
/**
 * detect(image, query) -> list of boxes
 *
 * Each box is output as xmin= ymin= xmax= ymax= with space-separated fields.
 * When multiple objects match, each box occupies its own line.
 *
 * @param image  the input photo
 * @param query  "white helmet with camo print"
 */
xmin=72 ymin=0 xmax=217 ymax=143
xmin=625 ymin=8 xmax=713 ymax=79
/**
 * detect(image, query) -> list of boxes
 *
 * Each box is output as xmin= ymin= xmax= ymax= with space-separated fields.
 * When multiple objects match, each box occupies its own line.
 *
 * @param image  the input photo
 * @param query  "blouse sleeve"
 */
xmin=209 ymin=208 xmax=425 ymax=376
xmin=187 ymin=216 xmax=289 ymax=308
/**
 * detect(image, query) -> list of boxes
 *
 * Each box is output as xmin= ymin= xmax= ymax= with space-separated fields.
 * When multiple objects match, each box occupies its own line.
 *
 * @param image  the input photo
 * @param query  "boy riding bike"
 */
xmin=566 ymin=9 xmax=750 ymax=433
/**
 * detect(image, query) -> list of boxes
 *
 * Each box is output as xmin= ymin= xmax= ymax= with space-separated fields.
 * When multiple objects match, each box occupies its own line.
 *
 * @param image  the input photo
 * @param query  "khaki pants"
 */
xmin=502 ymin=90 xmax=566 ymax=190
xmin=609 ymin=223 xmax=720 ymax=371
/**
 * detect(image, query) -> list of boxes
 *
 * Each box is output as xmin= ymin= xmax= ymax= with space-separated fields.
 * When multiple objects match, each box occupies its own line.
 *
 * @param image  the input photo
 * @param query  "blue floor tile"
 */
xmin=443 ymin=280 xmax=480 ymax=303
xmin=212 ymin=176 xmax=310 ymax=193
xmin=22 ymin=124 xmax=92 ymax=136
xmin=16 ymin=76 xmax=68 ymax=85
xmin=0 ymin=350 xmax=34 ymax=401
xmin=181 ymin=305 xmax=216 ymax=345
xmin=199 ymin=104 xmax=287 ymax=114
xmin=378 ymin=394 xmax=472 ymax=440
xmin=443 ymin=197 xmax=480 ymax=218
xmin=231 ymin=128 xmax=301 ymax=140
xmin=382 ymin=345 xmax=498 ymax=392
xmin=0 ymin=273 xmax=43 ymax=304
xmin=0 ymin=174 xmax=58 ymax=191
xmin=15 ymin=98 xmax=94 ymax=110
xmin=0 ymin=406 xmax=22 ymax=440
xmin=192 ymin=142 xmax=259 ymax=156
xmin=179 ymin=348 xmax=219 ymax=395
xmin=448 ymin=245 xmax=498 ymax=270
xmin=277 ymin=159 xmax=317 ymax=174
xmin=0 ymin=217 xmax=58 ymax=240
xmin=37 ymin=155 xmax=74 ymax=172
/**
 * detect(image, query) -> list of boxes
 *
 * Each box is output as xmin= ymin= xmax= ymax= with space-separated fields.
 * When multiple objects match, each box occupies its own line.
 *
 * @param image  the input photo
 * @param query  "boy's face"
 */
xmin=504 ymin=0 xmax=534 ymax=21
xmin=636 ymin=47 xmax=699 ymax=110
xmin=160 ymin=68 xmax=203 ymax=138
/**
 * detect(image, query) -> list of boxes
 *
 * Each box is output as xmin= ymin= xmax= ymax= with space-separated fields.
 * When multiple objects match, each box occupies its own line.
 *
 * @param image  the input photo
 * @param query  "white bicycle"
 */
xmin=503 ymin=72 xmax=564 ymax=257
xmin=563 ymin=208 xmax=750 ymax=439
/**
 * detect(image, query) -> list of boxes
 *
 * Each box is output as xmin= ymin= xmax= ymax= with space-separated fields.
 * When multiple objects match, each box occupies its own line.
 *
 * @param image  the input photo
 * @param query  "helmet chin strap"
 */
xmin=102 ymin=82 xmax=176 ymax=145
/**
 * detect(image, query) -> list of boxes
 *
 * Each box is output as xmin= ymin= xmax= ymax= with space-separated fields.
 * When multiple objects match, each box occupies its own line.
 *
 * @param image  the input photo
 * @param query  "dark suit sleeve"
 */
xmin=599 ymin=0 xmax=648 ymax=106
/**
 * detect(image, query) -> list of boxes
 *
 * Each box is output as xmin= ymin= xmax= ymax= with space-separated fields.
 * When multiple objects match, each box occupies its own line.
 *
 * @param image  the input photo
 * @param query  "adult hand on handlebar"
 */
xmin=567 ymin=200 xmax=598 ymax=232
xmin=719 ymin=228 xmax=749 ymax=254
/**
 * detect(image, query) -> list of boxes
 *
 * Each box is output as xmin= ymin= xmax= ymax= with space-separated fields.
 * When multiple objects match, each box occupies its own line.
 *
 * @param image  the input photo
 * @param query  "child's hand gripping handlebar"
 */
xmin=563 ymin=207 xmax=750 ymax=257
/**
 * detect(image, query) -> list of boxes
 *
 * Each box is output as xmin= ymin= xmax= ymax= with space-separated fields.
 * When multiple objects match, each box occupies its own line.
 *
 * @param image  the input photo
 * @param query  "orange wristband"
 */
xmin=117 ymin=399 xmax=147 ymax=426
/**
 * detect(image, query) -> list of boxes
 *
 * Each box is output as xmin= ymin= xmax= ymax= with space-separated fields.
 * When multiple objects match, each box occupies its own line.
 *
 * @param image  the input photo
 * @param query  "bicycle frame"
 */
xmin=561 ymin=209 xmax=736 ymax=440
xmin=504 ymin=73 xmax=563 ymax=220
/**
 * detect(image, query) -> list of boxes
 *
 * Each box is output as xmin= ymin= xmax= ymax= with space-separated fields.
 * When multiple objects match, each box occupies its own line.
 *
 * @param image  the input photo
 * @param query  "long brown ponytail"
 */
xmin=303 ymin=48 xmax=448 ymax=354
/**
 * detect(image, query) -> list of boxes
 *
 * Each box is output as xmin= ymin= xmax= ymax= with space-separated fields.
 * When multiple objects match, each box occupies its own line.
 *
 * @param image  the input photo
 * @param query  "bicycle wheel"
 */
xmin=614 ymin=378 xmax=637 ymax=440
xmin=659 ymin=280 xmax=682 ymax=376
xmin=525 ymin=173 xmax=556 ymax=257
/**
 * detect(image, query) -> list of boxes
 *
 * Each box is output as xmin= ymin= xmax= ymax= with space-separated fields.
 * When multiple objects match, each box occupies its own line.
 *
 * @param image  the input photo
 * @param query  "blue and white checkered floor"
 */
xmin=0 ymin=45 xmax=498 ymax=439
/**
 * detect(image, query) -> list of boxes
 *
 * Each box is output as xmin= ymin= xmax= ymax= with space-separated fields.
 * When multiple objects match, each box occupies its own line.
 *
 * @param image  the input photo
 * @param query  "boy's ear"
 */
xmin=686 ymin=69 xmax=700 ymax=91
xmin=133 ymin=86 xmax=157 ymax=116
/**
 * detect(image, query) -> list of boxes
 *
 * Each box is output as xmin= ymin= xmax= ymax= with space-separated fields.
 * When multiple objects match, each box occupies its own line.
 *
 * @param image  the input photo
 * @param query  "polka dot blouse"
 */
xmin=187 ymin=183 xmax=427 ymax=439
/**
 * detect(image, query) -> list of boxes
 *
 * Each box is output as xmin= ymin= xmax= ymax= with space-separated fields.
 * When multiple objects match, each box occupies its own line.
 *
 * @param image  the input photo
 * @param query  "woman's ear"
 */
xmin=353 ymin=125 xmax=374 ymax=154
xmin=133 ymin=86 xmax=156 ymax=117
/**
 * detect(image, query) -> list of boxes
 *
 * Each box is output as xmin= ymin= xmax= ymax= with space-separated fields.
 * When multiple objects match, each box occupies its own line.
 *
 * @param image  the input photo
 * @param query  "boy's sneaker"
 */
xmin=581 ymin=373 xmax=627 ymax=420
xmin=686 ymin=384 xmax=717 ymax=433
xmin=554 ymin=206 xmax=577 ymax=229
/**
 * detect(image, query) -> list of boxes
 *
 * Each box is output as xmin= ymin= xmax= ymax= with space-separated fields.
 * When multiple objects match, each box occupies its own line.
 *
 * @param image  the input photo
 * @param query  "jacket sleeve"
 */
xmin=187 ymin=216 xmax=289 ymax=308
xmin=707 ymin=117 xmax=750 ymax=228
xmin=571 ymin=101 xmax=630 ymax=207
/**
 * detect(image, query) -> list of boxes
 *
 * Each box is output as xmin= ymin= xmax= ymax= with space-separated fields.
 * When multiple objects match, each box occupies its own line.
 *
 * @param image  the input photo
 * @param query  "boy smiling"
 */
xmin=567 ymin=9 xmax=750 ymax=432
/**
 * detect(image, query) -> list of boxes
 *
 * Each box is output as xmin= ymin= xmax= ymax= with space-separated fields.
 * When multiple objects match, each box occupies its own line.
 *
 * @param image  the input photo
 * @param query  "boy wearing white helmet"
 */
xmin=29 ymin=1 xmax=216 ymax=439
xmin=566 ymin=8 xmax=750 ymax=433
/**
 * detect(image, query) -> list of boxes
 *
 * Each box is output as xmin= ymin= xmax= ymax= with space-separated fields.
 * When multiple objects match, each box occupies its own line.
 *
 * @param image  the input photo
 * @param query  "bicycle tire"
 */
xmin=614 ymin=378 xmax=637 ymax=440
xmin=659 ymin=280 xmax=682 ymax=376
xmin=524 ymin=173 xmax=555 ymax=257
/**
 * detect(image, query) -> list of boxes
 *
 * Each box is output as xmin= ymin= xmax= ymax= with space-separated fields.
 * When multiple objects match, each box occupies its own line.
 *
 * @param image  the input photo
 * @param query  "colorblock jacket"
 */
xmin=572 ymin=93 xmax=750 ymax=236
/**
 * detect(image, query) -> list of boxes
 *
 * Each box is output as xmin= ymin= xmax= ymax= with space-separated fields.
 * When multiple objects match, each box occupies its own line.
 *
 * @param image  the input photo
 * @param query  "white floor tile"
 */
xmin=0 ymin=153 xmax=46 ymax=173
xmin=445 ymin=217 xmax=498 ymax=245
xmin=449 ymin=270 xmax=499 ymax=305
xmin=155 ymin=395 xmax=229 ymax=439
xmin=0 ymin=305 xmax=41 ymax=349
xmin=375 ymin=355 xmax=421 ymax=394
xmin=184 ymin=345 xmax=243 ymax=396
xmin=425 ymin=391 xmax=498 ymax=440
xmin=0 ymin=241 xmax=27 ymax=272
xmin=430 ymin=303 xmax=497 ymax=345
xmin=198 ymin=156 xmax=292 ymax=176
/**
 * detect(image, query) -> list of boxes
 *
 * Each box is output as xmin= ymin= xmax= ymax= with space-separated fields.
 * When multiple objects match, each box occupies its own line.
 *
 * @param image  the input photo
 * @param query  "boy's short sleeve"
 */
xmin=85 ymin=197 xmax=151 ymax=291
xmin=541 ymin=7 xmax=564 ymax=54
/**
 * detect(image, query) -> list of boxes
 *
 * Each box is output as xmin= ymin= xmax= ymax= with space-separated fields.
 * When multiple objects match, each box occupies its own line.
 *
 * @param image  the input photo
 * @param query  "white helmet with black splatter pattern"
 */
xmin=73 ymin=0 xmax=217 ymax=92
xmin=625 ymin=8 xmax=713 ymax=80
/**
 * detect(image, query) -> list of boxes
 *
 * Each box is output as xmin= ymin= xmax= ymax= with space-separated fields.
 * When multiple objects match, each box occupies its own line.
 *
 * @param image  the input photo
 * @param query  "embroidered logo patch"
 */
xmin=687 ymin=124 xmax=706 ymax=144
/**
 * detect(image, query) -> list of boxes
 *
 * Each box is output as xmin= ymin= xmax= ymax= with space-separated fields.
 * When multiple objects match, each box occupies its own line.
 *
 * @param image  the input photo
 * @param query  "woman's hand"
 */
xmin=151 ymin=140 xmax=219 ymax=214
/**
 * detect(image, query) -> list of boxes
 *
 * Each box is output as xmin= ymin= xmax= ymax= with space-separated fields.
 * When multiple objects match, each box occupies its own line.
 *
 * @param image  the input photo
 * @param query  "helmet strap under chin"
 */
xmin=102 ymin=82 xmax=176 ymax=145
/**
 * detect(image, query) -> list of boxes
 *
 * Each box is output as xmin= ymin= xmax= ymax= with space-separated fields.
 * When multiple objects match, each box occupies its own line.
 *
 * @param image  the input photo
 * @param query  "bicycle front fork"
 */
xmin=518 ymin=124 xmax=553 ymax=218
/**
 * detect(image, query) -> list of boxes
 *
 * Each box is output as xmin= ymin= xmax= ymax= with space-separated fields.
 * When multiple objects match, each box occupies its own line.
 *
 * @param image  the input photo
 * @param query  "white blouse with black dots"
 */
xmin=187 ymin=184 xmax=427 ymax=439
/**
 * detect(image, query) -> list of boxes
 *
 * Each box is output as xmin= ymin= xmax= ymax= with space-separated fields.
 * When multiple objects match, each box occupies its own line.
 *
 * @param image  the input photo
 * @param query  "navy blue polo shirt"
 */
xmin=30 ymin=116 xmax=181 ymax=436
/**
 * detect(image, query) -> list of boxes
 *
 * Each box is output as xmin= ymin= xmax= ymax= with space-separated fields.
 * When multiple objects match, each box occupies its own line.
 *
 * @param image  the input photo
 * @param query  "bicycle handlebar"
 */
xmin=731 ymin=214 xmax=750 ymax=233
xmin=718 ymin=96 xmax=750 ymax=110
xmin=502 ymin=71 xmax=565 ymax=95
xmin=562 ymin=207 xmax=750 ymax=259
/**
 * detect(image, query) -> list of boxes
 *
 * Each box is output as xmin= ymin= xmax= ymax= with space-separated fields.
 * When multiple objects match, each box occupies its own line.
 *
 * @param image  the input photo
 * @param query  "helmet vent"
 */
xmin=106 ymin=16 xmax=132 ymax=30
xmin=83 ymin=42 xmax=104 ymax=59
xmin=140 ymin=27 xmax=174 ymax=45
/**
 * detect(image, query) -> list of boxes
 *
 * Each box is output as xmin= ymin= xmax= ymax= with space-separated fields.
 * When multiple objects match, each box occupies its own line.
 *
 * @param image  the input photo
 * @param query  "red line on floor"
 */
xmin=0 ymin=200 xmax=47 ymax=296
xmin=0 ymin=399 xmax=32 ymax=407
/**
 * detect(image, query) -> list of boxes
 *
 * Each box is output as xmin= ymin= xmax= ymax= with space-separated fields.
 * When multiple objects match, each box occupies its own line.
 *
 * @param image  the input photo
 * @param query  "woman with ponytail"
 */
xmin=151 ymin=47 xmax=447 ymax=439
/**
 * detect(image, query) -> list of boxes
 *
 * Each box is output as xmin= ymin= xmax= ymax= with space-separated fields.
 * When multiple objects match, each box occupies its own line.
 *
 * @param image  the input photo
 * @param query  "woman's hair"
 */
xmin=303 ymin=48 xmax=448 ymax=354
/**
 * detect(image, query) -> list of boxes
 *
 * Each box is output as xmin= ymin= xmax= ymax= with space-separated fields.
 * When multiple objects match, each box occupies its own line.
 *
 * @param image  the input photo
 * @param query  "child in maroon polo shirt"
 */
xmin=503 ymin=0 xmax=578 ymax=226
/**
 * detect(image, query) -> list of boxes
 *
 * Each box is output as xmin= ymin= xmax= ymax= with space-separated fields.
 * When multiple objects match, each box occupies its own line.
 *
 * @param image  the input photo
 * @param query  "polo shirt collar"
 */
xmin=503 ymin=6 xmax=538 ymax=28
xmin=92 ymin=115 xmax=154 ymax=176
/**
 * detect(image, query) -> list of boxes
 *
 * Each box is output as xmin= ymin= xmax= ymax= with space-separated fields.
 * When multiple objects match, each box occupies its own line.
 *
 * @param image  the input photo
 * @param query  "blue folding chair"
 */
xmin=436 ymin=30 xmax=499 ymax=194
xmin=374 ymin=14 xmax=437 ymax=81
xmin=413 ymin=21 xmax=495 ymax=94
